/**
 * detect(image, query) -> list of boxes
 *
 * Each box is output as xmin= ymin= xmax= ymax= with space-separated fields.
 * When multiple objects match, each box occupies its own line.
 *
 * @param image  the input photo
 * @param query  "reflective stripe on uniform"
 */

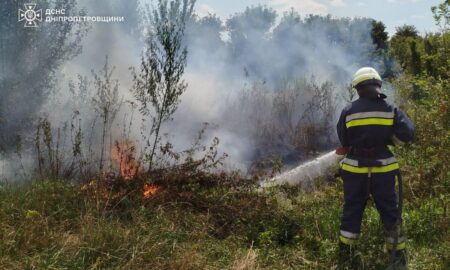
xmin=339 ymin=235 xmax=359 ymax=245
xmin=346 ymin=118 xmax=394 ymax=128
xmin=385 ymin=236 xmax=406 ymax=244
xmin=340 ymin=230 xmax=360 ymax=239
xmin=341 ymin=163 xmax=399 ymax=173
xmin=341 ymin=158 xmax=359 ymax=167
xmin=341 ymin=157 xmax=399 ymax=173
xmin=342 ymin=157 xmax=397 ymax=167
xmin=345 ymin=111 xmax=394 ymax=128
xmin=346 ymin=111 xmax=394 ymax=122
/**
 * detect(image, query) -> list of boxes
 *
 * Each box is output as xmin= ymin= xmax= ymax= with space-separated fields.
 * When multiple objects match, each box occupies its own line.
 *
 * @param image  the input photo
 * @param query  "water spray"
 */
xmin=261 ymin=150 xmax=345 ymax=188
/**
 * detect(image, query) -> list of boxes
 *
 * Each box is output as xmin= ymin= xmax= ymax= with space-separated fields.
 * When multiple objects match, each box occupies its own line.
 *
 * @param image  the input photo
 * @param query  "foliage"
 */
xmin=91 ymin=57 xmax=122 ymax=174
xmin=371 ymin=20 xmax=396 ymax=78
xmin=431 ymin=0 xmax=450 ymax=32
xmin=393 ymin=75 xmax=449 ymax=196
xmin=131 ymin=0 xmax=196 ymax=171
xmin=390 ymin=25 xmax=422 ymax=75
xmin=391 ymin=1 xmax=450 ymax=197
xmin=34 ymin=116 xmax=83 ymax=179
xmin=390 ymin=25 xmax=449 ymax=79
xmin=371 ymin=21 xmax=389 ymax=51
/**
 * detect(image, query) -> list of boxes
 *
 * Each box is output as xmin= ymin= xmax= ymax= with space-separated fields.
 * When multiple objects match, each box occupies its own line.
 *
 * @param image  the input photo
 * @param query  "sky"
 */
xmin=195 ymin=0 xmax=442 ymax=36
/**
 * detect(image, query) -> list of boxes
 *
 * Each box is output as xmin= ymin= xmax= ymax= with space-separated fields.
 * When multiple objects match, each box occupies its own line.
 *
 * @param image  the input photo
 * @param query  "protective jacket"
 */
xmin=336 ymin=96 xmax=415 ymax=174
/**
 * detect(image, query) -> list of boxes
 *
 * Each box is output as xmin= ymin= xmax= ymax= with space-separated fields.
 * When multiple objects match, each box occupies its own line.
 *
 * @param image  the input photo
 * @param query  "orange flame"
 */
xmin=110 ymin=139 xmax=160 ymax=198
xmin=111 ymin=139 xmax=140 ymax=181
xmin=143 ymin=183 xmax=160 ymax=198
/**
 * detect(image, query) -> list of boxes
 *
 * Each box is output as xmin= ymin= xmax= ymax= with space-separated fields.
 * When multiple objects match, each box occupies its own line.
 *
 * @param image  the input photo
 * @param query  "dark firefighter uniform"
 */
xmin=336 ymin=67 xmax=415 ymax=269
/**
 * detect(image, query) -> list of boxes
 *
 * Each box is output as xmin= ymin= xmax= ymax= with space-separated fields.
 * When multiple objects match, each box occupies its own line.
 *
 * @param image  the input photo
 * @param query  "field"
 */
xmin=0 ymin=176 xmax=448 ymax=269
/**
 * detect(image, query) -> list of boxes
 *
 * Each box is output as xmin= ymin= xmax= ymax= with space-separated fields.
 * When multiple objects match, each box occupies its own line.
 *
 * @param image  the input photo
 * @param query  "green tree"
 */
xmin=371 ymin=20 xmax=395 ymax=78
xmin=131 ymin=0 xmax=195 ymax=171
xmin=371 ymin=20 xmax=388 ymax=50
xmin=431 ymin=0 xmax=449 ymax=78
xmin=390 ymin=25 xmax=422 ymax=74
xmin=431 ymin=0 xmax=450 ymax=32
xmin=393 ymin=25 xmax=419 ymax=39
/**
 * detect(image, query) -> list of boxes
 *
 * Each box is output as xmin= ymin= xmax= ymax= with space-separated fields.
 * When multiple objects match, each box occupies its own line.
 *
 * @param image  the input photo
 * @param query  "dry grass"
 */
xmin=0 ymin=179 xmax=447 ymax=270
xmin=231 ymin=246 xmax=259 ymax=270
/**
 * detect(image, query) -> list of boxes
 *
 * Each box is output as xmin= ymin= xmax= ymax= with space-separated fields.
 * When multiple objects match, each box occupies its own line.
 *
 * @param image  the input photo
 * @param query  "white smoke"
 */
xmin=51 ymin=2 xmax=378 ymax=171
xmin=2 ymin=1 xmax=384 ymax=179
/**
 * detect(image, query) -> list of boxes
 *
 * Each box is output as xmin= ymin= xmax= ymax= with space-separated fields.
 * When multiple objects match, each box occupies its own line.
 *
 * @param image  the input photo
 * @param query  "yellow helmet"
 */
xmin=352 ymin=67 xmax=382 ymax=88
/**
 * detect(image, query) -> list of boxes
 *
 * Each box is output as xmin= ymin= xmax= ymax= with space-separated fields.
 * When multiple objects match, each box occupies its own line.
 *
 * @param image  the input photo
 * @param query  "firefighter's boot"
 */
xmin=385 ymin=250 xmax=407 ymax=270
xmin=385 ymin=227 xmax=407 ymax=270
xmin=337 ymin=242 xmax=364 ymax=270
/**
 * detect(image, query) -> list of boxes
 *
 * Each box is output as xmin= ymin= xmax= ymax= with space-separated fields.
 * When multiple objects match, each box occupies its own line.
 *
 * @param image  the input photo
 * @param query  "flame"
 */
xmin=80 ymin=180 xmax=111 ymax=200
xmin=82 ymin=144 xmax=160 ymax=199
xmin=143 ymin=183 xmax=160 ymax=198
xmin=111 ymin=139 xmax=140 ymax=180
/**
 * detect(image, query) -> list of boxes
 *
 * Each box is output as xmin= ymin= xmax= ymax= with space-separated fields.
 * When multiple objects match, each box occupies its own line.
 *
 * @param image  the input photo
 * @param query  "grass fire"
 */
xmin=111 ymin=139 xmax=141 ymax=181
xmin=0 ymin=0 xmax=448 ymax=269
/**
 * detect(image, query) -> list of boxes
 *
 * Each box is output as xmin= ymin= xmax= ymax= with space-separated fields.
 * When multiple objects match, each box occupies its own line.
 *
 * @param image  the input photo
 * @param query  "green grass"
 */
xmin=0 ymin=179 xmax=448 ymax=269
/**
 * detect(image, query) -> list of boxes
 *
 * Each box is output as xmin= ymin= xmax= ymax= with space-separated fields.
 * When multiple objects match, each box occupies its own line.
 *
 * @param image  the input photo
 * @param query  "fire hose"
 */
xmin=390 ymin=171 xmax=403 ymax=266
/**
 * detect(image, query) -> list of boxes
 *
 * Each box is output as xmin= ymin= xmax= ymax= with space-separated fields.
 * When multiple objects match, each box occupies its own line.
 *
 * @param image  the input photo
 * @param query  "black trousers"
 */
xmin=340 ymin=171 xmax=399 ymax=234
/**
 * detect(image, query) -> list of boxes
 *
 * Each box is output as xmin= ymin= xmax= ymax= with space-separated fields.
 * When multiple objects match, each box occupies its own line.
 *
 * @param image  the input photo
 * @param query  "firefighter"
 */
xmin=336 ymin=67 xmax=415 ymax=269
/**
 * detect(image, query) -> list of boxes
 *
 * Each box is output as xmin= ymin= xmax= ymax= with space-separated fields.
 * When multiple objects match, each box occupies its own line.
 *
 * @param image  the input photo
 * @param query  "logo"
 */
xmin=18 ymin=3 xmax=42 ymax=27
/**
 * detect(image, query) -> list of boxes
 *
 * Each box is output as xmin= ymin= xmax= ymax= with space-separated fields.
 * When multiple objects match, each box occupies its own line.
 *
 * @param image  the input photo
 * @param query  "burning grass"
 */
xmin=79 ymin=135 xmax=253 ymax=209
xmin=111 ymin=139 xmax=141 ymax=181
xmin=143 ymin=183 xmax=160 ymax=198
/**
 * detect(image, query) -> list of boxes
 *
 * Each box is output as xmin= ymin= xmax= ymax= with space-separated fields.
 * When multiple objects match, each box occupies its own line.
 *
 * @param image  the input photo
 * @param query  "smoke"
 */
xmin=167 ymin=8 xmax=380 ymax=170
xmin=43 ymin=0 xmax=144 ymax=153
xmin=1 ymin=1 xmax=385 ymax=179
xmin=0 ymin=0 xmax=84 ymax=154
